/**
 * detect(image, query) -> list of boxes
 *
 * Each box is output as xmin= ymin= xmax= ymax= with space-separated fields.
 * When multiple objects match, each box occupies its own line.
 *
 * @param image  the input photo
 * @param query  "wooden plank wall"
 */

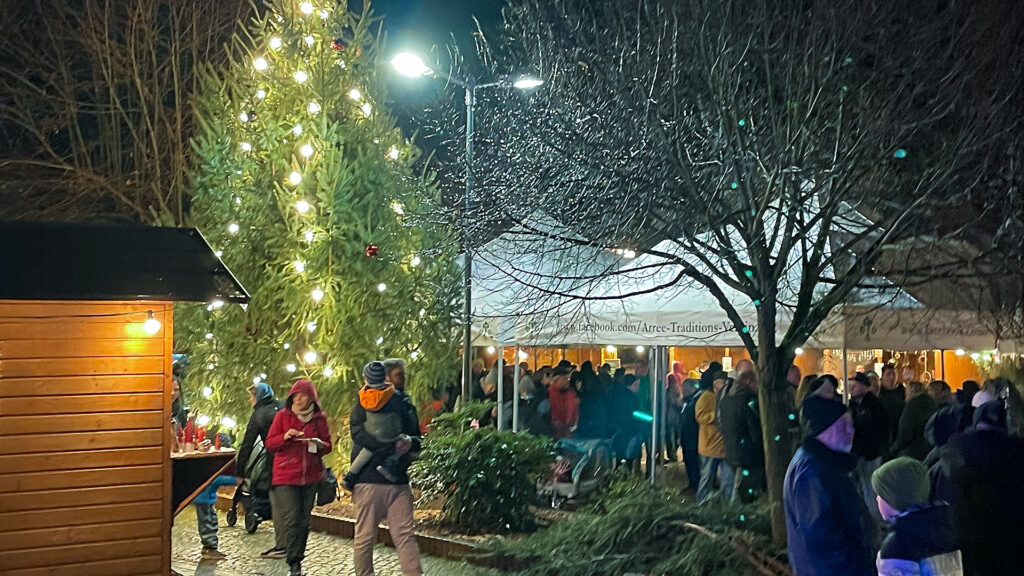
xmin=0 ymin=301 xmax=172 ymax=576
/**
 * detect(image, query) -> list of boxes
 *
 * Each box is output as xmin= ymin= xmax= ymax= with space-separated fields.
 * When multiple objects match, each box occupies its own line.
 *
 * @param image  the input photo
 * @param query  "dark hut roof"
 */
xmin=0 ymin=221 xmax=249 ymax=303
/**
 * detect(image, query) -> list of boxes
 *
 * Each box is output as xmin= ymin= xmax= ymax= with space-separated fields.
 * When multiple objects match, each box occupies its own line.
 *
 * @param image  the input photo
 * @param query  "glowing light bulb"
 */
xmin=252 ymin=376 xmax=262 ymax=385
xmin=410 ymin=351 xmax=419 ymax=359
xmin=285 ymin=363 xmax=297 ymax=373
xmin=410 ymin=256 xmax=421 ymax=267
xmin=304 ymin=35 xmax=315 ymax=46
xmin=295 ymin=199 xmax=311 ymax=214
xmin=311 ymin=288 xmax=324 ymax=302
xmin=294 ymin=70 xmax=308 ymax=83
xmin=306 ymin=321 xmax=317 ymax=332
xmin=240 ymin=141 xmax=252 ymax=152
xmin=377 ymin=282 xmax=387 ymax=292
xmin=605 ymin=344 xmax=617 ymax=353
xmin=269 ymin=36 xmax=282 ymax=50
xmin=622 ymin=249 xmax=636 ymax=259
xmin=221 ymin=416 xmax=237 ymax=428
xmin=292 ymin=124 xmax=303 ymax=136
xmin=955 ymin=349 xmax=965 ymax=356
xmin=418 ymin=309 xmax=426 ymax=317
xmin=289 ymin=171 xmax=303 ymax=185
xmin=300 ymin=143 xmax=314 ymax=157
xmin=361 ymin=102 xmax=372 ymax=117
xmin=486 ymin=346 xmax=496 ymax=354
xmin=293 ymin=260 xmax=306 ymax=273
xmin=214 ymin=250 xmax=223 ymax=258
xmin=348 ymin=88 xmax=361 ymax=100
xmin=239 ymin=111 xmax=250 ymax=122
xmin=228 ymin=223 xmax=240 ymax=234
xmin=253 ymin=56 xmax=268 ymax=71
xmin=319 ymin=9 xmax=329 ymax=19
xmin=635 ymin=345 xmax=645 ymax=353
xmin=307 ymin=101 xmax=321 ymax=114
xmin=391 ymin=201 xmax=404 ymax=215
xmin=376 ymin=337 xmax=384 ymax=345
xmin=142 ymin=311 xmax=161 ymax=335
xmin=201 ymin=387 xmax=213 ymax=398
xmin=388 ymin=146 xmax=400 ymax=160
xmin=323 ymin=366 xmax=334 ymax=377
xmin=210 ymin=300 xmax=224 ymax=309
xmin=518 ymin=350 xmax=528 ymax=360
xmin=303 ymin=350 xmax=317 ymax=364
xmin=256 ymin=89 xmax=267 ymax=99
xmin=795 ymin=347 xmax=804 ymax=355
xmin=304 ymin=229 xmax=315 ymax=242
xmin=970 ymin=352 xmax=980 ymax=360
xmin=299 ymin=2 xmax=314 ymax=14
xmin=205 ymin=332 xmax=213 ymax=340
xmin=196 ymin=414 xmax=212 ymax=426
xmin=206 ymin=364 xmax=215 ymax=370
xmin=283 ymin=343 xmax=291 ymax=350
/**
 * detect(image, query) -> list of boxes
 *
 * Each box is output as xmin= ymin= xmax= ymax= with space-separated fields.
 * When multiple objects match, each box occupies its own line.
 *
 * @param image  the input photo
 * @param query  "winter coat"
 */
xmin=576 ymin=369 xmax=612 ymax=438
xmin=193 ymin=475 xmax=238 ymax=506
xmin=664 ymin=375 xmax=684 ymax=427
xmin=548 ymin=385 xmax=579 ymax=439
xmin=518 ymin=395 xmax=553 ymax=437
xmin=849 ymin=392 xmax=890 ymax=461
xmin=679 ymin=391 xmax=700 ymax=452
xmin=350 ymin=389 xmax=421 ymax=485
xmin=694 ymin=390 xmax=725 ymax=458
xmin=928 ymin=428 xmax=1024 ymax=576
xmin=784 ymin=439 xmax=875 ymax=576
xmin=265 ymin=380 xmax=332 ymax=487
xmin=878 ymin=385 xmax=906 ymax=440
xmin=876 ymin=503 xmax=962 ymax=576
xmin=889 ymin=394 xmax=936 ymax=461
xmin=609 ymin=384 xmax=644 ymax=459
xmin=236 ymin=383 xmax=282 ymax=479
xmin=718 ymin=386 xmax=763 ymax=470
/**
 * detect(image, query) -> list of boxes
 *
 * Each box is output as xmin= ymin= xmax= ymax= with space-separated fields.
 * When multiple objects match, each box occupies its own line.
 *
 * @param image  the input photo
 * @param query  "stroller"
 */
xmin=537 ymin=437 xmax=614 ymax=508
xmin=225 ymin=437 xmax=273 ymax=533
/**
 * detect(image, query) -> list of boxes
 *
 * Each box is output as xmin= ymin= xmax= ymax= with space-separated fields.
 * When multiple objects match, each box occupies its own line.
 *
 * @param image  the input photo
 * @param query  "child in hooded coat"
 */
xmin=341 ymin=361 xmax=409 ymax=491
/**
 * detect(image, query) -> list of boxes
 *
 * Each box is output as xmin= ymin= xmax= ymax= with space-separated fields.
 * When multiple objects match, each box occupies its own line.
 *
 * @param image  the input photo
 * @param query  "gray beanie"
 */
xmin=363 ymin=361 xmax=387 ymax=386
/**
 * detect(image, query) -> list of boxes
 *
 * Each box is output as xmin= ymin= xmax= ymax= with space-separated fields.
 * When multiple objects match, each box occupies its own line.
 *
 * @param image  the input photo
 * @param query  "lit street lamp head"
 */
xmin=512 ymin=76 xmax=543 ymax=90
xmin=391 ymin=52 xmax=433 ymax=77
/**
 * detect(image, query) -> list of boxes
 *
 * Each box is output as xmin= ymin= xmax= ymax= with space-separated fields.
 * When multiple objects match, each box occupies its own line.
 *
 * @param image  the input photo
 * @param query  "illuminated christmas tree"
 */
xmin=179 ymin=0 xmax=460 ymax=423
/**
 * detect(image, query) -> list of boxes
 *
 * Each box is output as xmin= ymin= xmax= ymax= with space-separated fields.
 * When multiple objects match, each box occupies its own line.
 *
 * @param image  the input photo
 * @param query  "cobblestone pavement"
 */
xmin=172 ymin=507 xmax=493 ymax=576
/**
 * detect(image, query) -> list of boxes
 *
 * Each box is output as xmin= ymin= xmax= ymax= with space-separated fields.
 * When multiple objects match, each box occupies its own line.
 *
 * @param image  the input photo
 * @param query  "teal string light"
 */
xmin=738 ymin=119 xmax=746 ymax=127
xmin=893 ymin=148 xmax=907 ymax=159
xmin=753 ymin=299 xmax=761 ymax=306
xmin=744 ymin=270 xmax=754 ymax=278
xmin=741 ymin=326 xmax=750 ymax=333
xmin=730 ymin=181 xmax=738 ymax=189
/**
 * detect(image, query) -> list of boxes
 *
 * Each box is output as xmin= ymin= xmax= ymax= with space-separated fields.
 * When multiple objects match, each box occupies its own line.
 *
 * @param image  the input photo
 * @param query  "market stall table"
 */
xmin=171 ymin=449 xmax=236 ymax=516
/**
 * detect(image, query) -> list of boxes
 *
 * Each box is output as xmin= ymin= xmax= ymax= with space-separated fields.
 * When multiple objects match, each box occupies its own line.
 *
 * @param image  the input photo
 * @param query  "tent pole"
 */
xmin=497 ymin=346 xmax=505 ymax=431
xmin=939 ymin=349 xmax=946 ymax=381
xmin=513 ymin=346 xmax=521 ymax=433
xmin=841 ymin=335 xmax=850 ymax=403
xmin=650 ymin=345 xmax=658 ymax=485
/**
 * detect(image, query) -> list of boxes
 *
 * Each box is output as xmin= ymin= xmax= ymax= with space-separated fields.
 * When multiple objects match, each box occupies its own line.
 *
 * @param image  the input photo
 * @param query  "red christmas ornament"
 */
xmin=331 ymin=38 xmax=345 ymax=51
xmin=364 ymin=243 xmax=379 ymax=257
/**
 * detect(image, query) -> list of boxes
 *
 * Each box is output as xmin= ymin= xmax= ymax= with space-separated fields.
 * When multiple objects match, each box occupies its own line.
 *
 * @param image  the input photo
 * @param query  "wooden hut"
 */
xmin=0 ymin=222 xmax=247 ymax=576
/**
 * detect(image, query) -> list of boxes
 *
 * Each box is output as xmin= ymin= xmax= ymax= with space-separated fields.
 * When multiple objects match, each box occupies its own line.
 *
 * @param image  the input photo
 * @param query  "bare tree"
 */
xmin=418 ymin=0 xmax=1019 ymax=542
xmin=0 ymin=0 xmax=251 ymax=223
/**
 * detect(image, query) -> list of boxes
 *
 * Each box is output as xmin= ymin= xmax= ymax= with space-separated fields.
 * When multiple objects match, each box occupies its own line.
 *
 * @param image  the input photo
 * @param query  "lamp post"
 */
xmin=392 ymin=52 xmax=542 ymax=404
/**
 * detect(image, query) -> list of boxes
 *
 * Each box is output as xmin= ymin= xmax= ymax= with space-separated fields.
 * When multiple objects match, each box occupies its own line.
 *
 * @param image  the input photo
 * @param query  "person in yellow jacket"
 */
xmin=694 ymin=368 xmax=734 ymax=504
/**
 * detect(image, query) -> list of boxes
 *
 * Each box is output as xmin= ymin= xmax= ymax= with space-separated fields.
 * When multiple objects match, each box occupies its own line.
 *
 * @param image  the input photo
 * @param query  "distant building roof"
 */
xmin=0 ymin=221 xmax=249 ymax=303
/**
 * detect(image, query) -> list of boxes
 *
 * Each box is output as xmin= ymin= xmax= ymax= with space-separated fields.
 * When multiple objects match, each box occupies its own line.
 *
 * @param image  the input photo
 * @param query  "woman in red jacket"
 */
xmin=548 ymin=365 xmax=579 ymax=439
xmin=265 ymin=379 xmax=331 ymax=576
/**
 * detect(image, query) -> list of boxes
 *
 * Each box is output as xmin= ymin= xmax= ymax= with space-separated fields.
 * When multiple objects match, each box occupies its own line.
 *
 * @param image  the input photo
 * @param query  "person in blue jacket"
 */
xmin=195 ymin=475 xmax=241 ymax=559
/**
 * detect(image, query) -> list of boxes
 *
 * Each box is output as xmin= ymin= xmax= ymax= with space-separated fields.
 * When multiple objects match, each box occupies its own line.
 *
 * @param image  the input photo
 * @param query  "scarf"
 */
xmin=294 ymin=402 xmax=315 ymax=424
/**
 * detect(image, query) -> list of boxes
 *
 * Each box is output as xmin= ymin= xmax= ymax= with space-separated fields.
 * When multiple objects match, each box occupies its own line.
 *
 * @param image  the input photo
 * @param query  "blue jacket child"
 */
xmin=194 ymin=475 xmax=238 ymax=556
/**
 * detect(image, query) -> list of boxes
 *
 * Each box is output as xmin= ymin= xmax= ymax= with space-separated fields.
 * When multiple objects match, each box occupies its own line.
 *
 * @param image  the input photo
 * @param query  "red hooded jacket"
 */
xmin=266 ymin=379 xmax=332 ymax=486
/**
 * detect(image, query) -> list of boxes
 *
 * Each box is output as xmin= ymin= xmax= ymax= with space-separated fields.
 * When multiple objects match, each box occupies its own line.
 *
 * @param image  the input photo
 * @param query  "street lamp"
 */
xmin=391 ymin=51 xmax=542 ymax=405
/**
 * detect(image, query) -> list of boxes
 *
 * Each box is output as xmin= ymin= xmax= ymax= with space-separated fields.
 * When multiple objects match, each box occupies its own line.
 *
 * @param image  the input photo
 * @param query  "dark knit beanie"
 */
xmin=872 ymin=457 xmax=930 ymax=511
xmin=801 ymin=395 xmax=847 ymax=439
xmin=362 ymin=361 xmax=387 ymax=386
xmin=699 ymin=362 xmax=723 ymax=390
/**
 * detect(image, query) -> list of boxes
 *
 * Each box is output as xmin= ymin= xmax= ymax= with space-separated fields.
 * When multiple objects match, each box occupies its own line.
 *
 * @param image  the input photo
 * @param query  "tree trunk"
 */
xmin=754 ymin=301 xmax=796 ymax=546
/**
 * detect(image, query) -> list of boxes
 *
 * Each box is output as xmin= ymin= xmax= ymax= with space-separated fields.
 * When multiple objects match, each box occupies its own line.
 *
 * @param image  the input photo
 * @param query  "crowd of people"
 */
xmin=225 ymin=358 xmax=424 ymax=576
xmin=181 ymin=353 xmax=1023 ymax=576
xmin=454 ymin=355 xmax=1024 ymax=576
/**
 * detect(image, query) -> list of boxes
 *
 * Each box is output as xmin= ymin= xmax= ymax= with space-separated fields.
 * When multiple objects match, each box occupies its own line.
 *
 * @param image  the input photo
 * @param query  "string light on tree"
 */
xmin=388 ymin=146 xmax=400 ymax=160
xmin=201 ymin=386 xmax=214 ymax=398
xmin=300 ymin=143 xmax=314 ymax=157
xmin=205 ymin=332 xmax=214 ymax=340
xmin=294 ymin=70 xmax=309 ymax=83
xmin=256 ymin=89 xmax=267 ymax=99
xmin=293 ymin=260 xmax=306 ymax=273
xmin=304 ymin=229 xmax=315 ymax=242
xmin=292 ymin=124 xmax=303 ymax=136
xmin=323 ymin=365 xmax=334 ymax=377
xmin=348 ymin=88 xmax=361 ymax=100
xmin=377 ymin=282 xmax=387 ymax=292
xmin=253 ymin=56 xmax=268 ymax=71
xmin=311 ymin=287 xmax=324 ymax=302
xmin=299 ymin=1 xmax=313 ymax=15
xmin=307 ymin=101 xmax=321 ymax=114
xmin=269 ymin=36 xmax=283 ymax=50
xmin=197 ymin=414 xmax=212 ymax=426
xmin=285 ymin=363 xmax=297 ymax=373
xmin=295 ymin=199 xmax=311 ymax=213
xmin=228 ymin=223 xmax=240 ymax=235
xmin=361 ymin=102 xmax=372 ymax=117
xmin=240 ymin=141 xmax=252 ymax=152
xmin=306 ymin=321 xmax=317 ymax=332
xmin=410 ymin=255 xmax=421 ymax=267
xmin=304 ymin=35 xmax=315 ymax=46
xmin=303 ymin=349 xmax=318 ymax=364
xmin=289 ymin=171 xmax=304 ymax=186
xmin=239 ymin=111 xmax=250 ymax=123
